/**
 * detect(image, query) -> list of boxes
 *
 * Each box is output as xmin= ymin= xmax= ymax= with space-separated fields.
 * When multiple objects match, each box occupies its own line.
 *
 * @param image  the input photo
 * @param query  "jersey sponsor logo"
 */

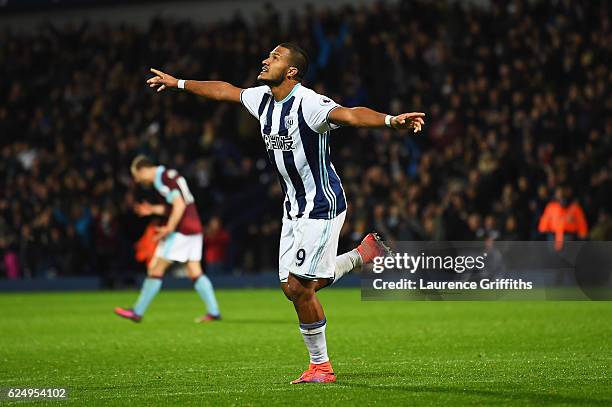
xmin=264 ymin=133 xmax=295 ymax=151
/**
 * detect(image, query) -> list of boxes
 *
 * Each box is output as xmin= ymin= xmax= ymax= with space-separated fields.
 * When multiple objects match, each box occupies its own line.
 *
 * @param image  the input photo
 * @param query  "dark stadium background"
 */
xmin=0 ymin=0 xmax=610 ymax=286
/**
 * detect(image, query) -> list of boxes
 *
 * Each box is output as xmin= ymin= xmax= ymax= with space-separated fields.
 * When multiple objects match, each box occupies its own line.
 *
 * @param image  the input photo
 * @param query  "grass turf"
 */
xmin=0 ymin=289 xmax=611 ymax=406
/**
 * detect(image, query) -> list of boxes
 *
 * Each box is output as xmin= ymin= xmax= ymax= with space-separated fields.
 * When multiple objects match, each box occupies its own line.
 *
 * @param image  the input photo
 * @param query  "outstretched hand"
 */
xmin=147 ymin=68 xmax=178 ymax=92
xmin=390 ymin=112 xmax=426 ymax=132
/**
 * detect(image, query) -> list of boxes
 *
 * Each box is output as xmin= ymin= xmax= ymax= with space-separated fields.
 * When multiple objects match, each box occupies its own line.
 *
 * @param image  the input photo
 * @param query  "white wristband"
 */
xmin=177 ymin=79 xmax=186 ymax=89
xmin=385 ymin=114 xmax=393 ymax=128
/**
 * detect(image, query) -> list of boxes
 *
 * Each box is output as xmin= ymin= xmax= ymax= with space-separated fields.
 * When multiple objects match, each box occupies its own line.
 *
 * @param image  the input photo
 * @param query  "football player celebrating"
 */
xmin=147 ymin=43 xmax=424 ymax=383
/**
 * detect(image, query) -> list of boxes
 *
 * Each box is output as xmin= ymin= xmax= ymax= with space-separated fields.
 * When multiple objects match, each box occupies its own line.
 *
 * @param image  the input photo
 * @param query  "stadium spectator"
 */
xmin=590 ymin=211 xmax=612 ymax=241
xmin=204 ymin=216 xmax=231 ymax=275
xmin=0 ymin=233 xmax=20 ymax=279
xmin=538 ymin=187 xmax=589 ymax=251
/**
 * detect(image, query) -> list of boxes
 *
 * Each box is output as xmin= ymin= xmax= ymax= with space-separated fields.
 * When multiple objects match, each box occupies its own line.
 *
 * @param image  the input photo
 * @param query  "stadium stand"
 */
xmin=0 ymin=0 xmax=610 ymax=278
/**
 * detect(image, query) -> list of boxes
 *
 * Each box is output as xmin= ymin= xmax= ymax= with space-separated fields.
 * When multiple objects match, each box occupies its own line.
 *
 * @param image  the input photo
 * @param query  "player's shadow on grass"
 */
xmin=339 ymin=378 xmax=609 ymax=406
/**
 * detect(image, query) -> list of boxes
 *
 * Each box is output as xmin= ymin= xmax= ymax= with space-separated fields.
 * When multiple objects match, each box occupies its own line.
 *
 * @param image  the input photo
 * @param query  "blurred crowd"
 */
xmin=1 ymin=0 xmax=610 ymax=278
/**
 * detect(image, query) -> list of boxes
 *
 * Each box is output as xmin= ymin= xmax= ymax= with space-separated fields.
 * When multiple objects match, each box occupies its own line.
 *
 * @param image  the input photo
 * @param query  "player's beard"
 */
xmin=258 ymin=72 xmax=284 ymax=87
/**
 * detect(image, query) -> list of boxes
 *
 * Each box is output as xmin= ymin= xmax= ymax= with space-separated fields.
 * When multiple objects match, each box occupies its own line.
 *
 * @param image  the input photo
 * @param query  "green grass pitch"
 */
xmin=1 ymin=289 xmax=611 ymax=406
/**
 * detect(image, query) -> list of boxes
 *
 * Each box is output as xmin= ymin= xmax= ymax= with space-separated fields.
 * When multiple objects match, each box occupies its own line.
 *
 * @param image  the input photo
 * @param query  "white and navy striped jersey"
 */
xmin=240 ymin=83 xmax=347 ymax=220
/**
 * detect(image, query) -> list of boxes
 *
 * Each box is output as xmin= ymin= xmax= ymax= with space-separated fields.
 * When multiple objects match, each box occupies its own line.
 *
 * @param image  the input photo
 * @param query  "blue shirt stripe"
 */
xmin=263 ymin=97 xmax=291 ymax=219
xmin=297 ymin=103 xmax=335 ymax=219
xmin=258 ymin=93 xmax=271 ymax=118
xmin=326 ymin=144 xmax=347 ymax=214
xmin=263 ymin=96 xmax=274 ymax=136
xmin=268 ymin=150 xmax=292 ymax=219
xmin=278 ymin=97 xmax=307 ymax=217
xmin=320 ymin=134 xmax=336 ymax=218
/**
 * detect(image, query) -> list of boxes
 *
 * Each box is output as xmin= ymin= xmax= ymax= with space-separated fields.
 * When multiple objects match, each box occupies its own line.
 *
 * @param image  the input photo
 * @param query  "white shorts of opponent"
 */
xmin=278 ymin=211 xmax=346 ymax=283
xmin=154 ymin=232 xmax=203 ymax=263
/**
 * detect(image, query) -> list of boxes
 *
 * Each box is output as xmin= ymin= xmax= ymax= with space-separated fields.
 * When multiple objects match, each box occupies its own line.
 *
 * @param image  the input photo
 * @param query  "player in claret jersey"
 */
xmin=146 ymin=43 xmax=425 ymax=383
xmin=114 ymin=155 xmax=221 ymax=323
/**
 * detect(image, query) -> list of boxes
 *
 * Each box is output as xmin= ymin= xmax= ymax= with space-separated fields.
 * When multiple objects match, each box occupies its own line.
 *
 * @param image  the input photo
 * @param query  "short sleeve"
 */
xmin=240 ymin=86 xmax=271 ymax=119
xmin=301 ymin=91 xmax=341 ymax=134
xmin=154 ymin=168 xmax=181 ymax=204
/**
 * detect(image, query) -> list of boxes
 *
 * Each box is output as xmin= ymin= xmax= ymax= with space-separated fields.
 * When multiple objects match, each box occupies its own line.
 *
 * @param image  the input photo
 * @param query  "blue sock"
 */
xmin=133 ymin=277 xmax=162 ymax=316
xmin=194 ymin=275 xmax=220 ymax=316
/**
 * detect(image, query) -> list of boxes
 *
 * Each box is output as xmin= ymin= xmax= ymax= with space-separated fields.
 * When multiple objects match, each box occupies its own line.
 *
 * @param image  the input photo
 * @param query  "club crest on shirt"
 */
xmin=284 ymin=114 xmax=296 ymax=129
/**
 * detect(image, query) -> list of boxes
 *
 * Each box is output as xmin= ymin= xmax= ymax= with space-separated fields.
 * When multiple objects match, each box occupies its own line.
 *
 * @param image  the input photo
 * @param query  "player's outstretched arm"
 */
xmin=329 ymin=107 xmax=425 ymax=133
xmin=147 ymin=68 xmax=242 ymax=103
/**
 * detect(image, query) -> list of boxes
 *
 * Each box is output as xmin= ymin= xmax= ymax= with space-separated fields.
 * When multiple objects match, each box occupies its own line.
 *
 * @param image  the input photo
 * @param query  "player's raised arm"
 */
xmin=147 ymin=68 xmax=242 ymax=103
xmin=329 ymin=107 xmax=425 ymax=133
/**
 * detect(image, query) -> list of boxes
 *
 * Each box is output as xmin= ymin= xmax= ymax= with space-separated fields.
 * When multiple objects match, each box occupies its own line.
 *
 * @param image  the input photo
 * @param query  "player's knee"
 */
xmin=282 ymin=282 xmax=299 ymax=302
xmin=286 ymin=284 xmax=313 ymax=304
xmin=280 ymin=283 xmax=293 ymax=301
xmin=187 ymin=266 xmax=202 ymax=281
xmin=281 ymin=283 xmax=297 ymax=301
xmin=147 ymin=266 xmax=165 ymax=279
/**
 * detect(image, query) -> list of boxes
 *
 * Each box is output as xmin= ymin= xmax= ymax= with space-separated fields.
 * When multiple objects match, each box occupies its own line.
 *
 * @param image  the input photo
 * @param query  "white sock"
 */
xmin=333 ymin=249 xmax=363 ymax=284
xmin=299 ymin=318 xmax=329 ymax=364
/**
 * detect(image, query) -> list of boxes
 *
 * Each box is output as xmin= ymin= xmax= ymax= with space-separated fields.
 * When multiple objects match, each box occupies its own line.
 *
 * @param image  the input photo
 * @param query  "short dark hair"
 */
xmin=278 ymin=42 xmax=309 ymax=81
xmin=130 ymin=154 xmax=155 ymax=173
